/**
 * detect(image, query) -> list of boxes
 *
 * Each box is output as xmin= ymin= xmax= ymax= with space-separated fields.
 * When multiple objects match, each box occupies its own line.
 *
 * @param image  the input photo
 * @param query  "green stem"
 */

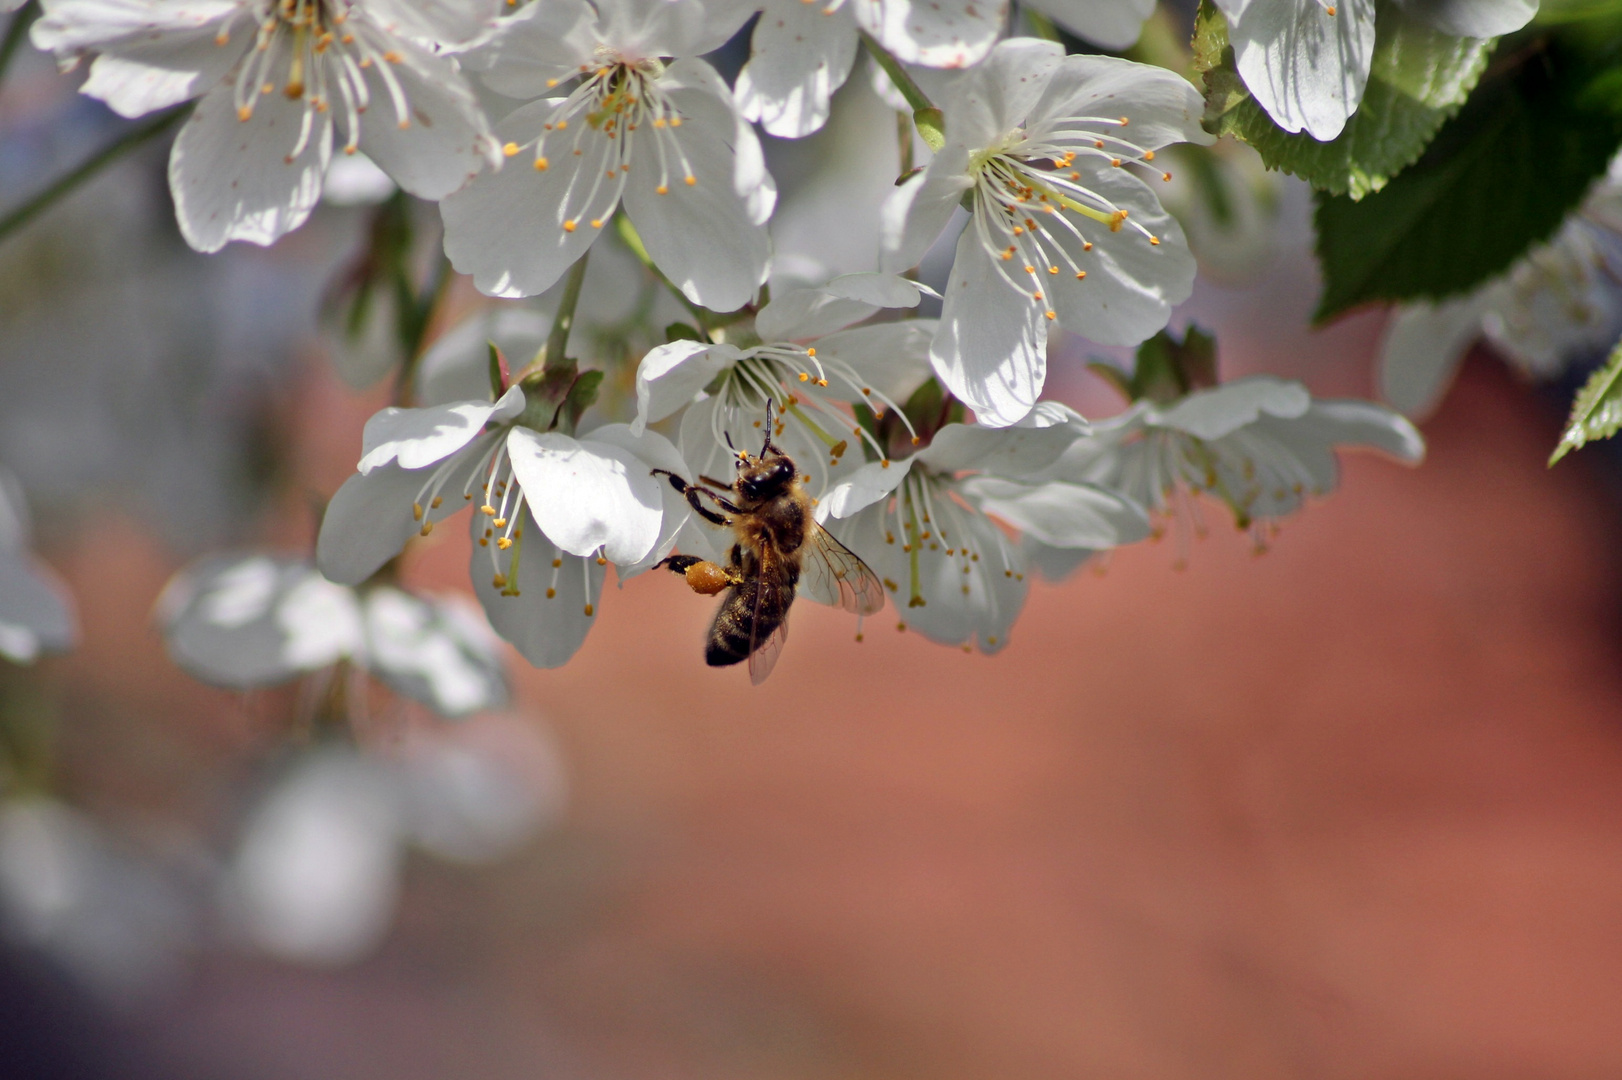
xmin=0 ymin=105 xmax=188 ymax=245
xmin=859 ymin=30 xmax=934 ymax=113
xmin=896 ymin=110 xmax=914 ymax=175
xmin=614 ymin=212 xmax=715 ymax=336
xmin=0 ymin=1 xmax=38 ymax=92
xmin=546 ymin=249 xmax=590 ymax=369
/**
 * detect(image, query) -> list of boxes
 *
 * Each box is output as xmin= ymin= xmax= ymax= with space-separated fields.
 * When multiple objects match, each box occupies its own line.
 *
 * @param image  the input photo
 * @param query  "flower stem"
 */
xmin=546 ymin=249 xmax=590 ymax=371
xmin=859 ymin=31 xmax=945 ymax=151
xmin=859 ymin=31 xmax=933 ymax=113
xmin=0 ymin=1 xmax=38 ymax=92
xmin=0 ymin=105 xmax=188 ymax=246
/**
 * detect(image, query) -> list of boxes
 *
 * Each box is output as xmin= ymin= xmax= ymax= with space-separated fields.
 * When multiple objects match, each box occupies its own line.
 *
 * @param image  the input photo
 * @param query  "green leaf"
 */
xmin=1551 ymin=337 xmax=1622 ymax=463
xmin=1195 ymin=0 xmax=1492 ymax=199
xmin=1314 ymin=32 xmax=1622 ymax=320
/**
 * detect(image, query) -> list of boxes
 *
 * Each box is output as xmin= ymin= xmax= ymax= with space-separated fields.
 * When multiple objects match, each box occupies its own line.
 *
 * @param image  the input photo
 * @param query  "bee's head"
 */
xmin=736 ymin=448 xmax=796 ymax=500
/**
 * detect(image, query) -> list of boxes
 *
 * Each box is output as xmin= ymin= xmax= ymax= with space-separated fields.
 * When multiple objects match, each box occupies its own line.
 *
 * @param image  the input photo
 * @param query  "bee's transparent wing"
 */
xmin=748 ymin=580 xmax=788 ymax=685
xmin=798 ymin=522 xmax=886 ymax=616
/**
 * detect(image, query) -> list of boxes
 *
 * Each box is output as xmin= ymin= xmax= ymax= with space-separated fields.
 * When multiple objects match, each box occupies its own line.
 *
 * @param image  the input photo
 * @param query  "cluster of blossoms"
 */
xmin=12 ymin=0 xmax=1433 ymax=676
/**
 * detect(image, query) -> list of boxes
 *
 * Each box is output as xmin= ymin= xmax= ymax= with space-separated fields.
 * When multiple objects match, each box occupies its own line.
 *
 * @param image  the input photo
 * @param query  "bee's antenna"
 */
xmin=761 ymin=398 xmax=775 ymax=456
xmin=724 ymin=430 xmax=747 ymax=469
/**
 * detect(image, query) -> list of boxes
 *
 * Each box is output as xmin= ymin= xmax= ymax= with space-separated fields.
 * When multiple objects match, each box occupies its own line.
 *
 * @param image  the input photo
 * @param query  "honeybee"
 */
xmin=653 ymin=405 xmax=886 ymax=684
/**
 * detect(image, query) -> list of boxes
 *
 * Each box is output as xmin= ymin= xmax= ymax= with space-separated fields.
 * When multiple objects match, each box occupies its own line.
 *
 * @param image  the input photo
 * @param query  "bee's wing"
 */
xmin=798 ymin=521 xmax=886 ymax=616
xmin=747 ymin=578 xmax=788 ymax=685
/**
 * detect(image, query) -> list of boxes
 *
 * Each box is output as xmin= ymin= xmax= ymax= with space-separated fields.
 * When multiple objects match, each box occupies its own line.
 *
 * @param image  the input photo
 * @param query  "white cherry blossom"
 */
xmin=441 ymin=0 xmax=773 ymax=310
xmin=820 ymin=403 xmax=1148 ymax=652
xmin=1213 ymin=0 xmax=1539 ymax=141
xmin=157 ymin=552 xmax=509 ymax=716
xmin=316 ymin=383 xmax=689 ymax=668
xmin=882 ymin=39 xmax=1209 ymax=427
xmin=1046 ymin=376 xmax=1424 ymax=553
xmin=32 ymin=0 xmax=502 ymax=252
xmin=1381 ymin=168 xmax=1622 ymax=417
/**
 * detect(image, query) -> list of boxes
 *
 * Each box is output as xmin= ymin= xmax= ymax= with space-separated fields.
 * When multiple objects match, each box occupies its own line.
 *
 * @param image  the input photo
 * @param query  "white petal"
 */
xmin=505 ymin=427 xmax=663 ymax=565
xmin=1028 ymin=53 xmax=1213 ymax=153
xmin=598 ymin=0 xmax=755 ymax=60
xmin=580 ymin=423 xmax=693 ymax=576
xmin=168 ymin=77 xmax=331 ymax=252
xmin=632 ymin=340 xmax=742 ymax=434
xmin=364 ymin=0 xmax=503 ymax=49
xmin=1155 ymin=375 xmax=1312 ymax=439
xmin=362 ymin=587 xmax=508 ymax=717
xmin=962 ymin=477 xmax=1151 ymax=548
xmin=351 ymin=36 xmax=499 ymax=201
xmin=820 ymin=457 xmax=914 ymax=520
xmin=1293 ymin=399 xmax=1426 ymax=463
xmin=850 ymin=0 xmax=1005 ymax=68
xmin=80 ymin=29 xmax=241 ymax=118
xmin=1228 ymin=0 xmax=1376 ymax=140
xmin=880 ymin=145 xmax=973 ymax=272
xmin=32 ymin=0 xmax=237 ymax=53
xmin=915 ymin=412 xmax=1086 ymax=475
xmin=1021 ymin=537 xmax=1097 ymax=581
xmin=660 ymin=58 xmax=777 ymax=223
xmin=316 ymin=452 xmax=484 ymax=586
xmin=940 ymin=38 xmax=1064 ymax=150
xmin=0 ymin=469 xmax=29 ymax=552
xmin=440 ymin=98 xmax=619 ymax=299
xmin=622 ymin=109 xmax=771 ymax=311
xmin=1378 ymin=296 xmax=1487 ymax=418
xmin=812 ymin=320 xmax=938 ymax=406
xmin=931 ymin=225 xmax=1049 ymax=428
xmin=1392 ymin=0 xmax=1537 ymax=37
xmin=1022 ymin=0 xmax=1154 ymax=49
xmin=735 ymin=1 xmax=859 ymax=139
xmin=1039 ymin=167 xmax=1197 ymax=347
xmin=470 ymin=507 xmax=602 ymax=668
xmin=276 ymin=570 xmax=368 ymax=671
xmin=458 ymin=0 xmax=597 ymax=97
xmin=357 ymin=385 xmax=523 ymax=473
xmin=756 ymin=272 xmax=925 ymax=342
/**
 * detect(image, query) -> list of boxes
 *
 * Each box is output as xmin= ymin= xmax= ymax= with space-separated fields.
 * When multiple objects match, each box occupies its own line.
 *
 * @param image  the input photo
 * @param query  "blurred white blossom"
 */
xmin=0 ymin=469 xmax=77 ymax=665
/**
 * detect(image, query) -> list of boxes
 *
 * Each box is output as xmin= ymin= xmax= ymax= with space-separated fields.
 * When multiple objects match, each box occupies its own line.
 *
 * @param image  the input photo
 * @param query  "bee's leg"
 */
xmin=652 ymin=469 xmax=737 ymax=526
xmin=654 ymin=554 xmax=707 ymax=575
xmin=697 ymin=475 xmax=733 ymax=491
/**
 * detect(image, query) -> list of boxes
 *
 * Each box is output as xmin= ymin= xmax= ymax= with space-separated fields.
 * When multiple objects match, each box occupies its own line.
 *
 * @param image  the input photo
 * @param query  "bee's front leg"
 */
xmin=652 ymin=468 xmax=740 ymax=527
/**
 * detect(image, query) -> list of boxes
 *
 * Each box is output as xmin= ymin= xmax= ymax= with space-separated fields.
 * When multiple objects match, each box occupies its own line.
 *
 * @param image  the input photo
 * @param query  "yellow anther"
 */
xmin=552 ymin=558 xmax=562 ymax=568
xmin=1109 ymin=210 xmax=1128 ymax=232
xmin=596 ymin=555 xmax=607 ymax=565
xmin=656 ymin=184 xmax=668 ymax=194
xmin=670 ymin=116 xmax=682 ymax=127
xmin=684 ymin=174 xmax=696 ymax=186
xmin=653 ymin=117 xmax=666 ymax=128
xmin=1048 ymin=266 xmax=1058 ymax=274
xmin=584 ymin=603 xmax=595 ymax=616
xmin=546 ymin=587 xmax=556 ymax=598
xmin=382 ymin=50 xmax=402 ymax=63
xmin=493 ymin=573 xmax=507 ymax=588
xmin=799 ymin=372 xmax=810 ymax=382
xmin=1111 ymin=158 xmax=1122 ymax=167
xmin=1083 ymin=241 xmax=1093 ymax=251
xmin=1149 ymin=236 xmax=1161 ymax=246
xmin=430 ymin=496 xmax=442 ymax=509
xmin=534 ymin=156 xmax=549 ymax=170
xmin=1045 ymin=310 xmax=1056 ymax=320
xmin=547 ymin=78 xmax=559 ymax=88
xmin=1076 ymin=270 xmax=1087 ymax=280
xmin=1024 ymin=264 xmax=1035 ymax=274
xmin=591 ymin=219 xmax=603 ymax=228
xmin=412 ymin=502 xmax=424 ymax=521
xmin=817 ymin=378 xmax=828 ymax=387
xmin=481 ymin=505 xmax=496 ymax=515
xmin=806 ymin=347 xmax=816 ymax=357
xmin=555 ymin=119 xmax=567 ymax=130
xmin=1144 ymin=150 xmax=1156 ymax=161
xmin=420 ymin=521 xmax=434 ymax=536
xmin=564 ymin=220 xmax=577 ymax=232
xmin=1163 ymin=172 xmax=1172 ymax=182
xmin=497 ymin=537 xmax=512 ymax=549
xmin=493 ymin=517 xmax=508 ymax=528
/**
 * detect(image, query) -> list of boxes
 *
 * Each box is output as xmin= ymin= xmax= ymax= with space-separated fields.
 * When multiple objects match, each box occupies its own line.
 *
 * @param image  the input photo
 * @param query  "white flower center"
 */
xmin=502 ymin=58 xmax=699 ymax=235
xmin=966 ymin=112 xmax=1172 ymax=319
xmin=879 ymin=467 xmax=1019 ymax=634
xmin=223 ymin=0 xmax=413 ymax=161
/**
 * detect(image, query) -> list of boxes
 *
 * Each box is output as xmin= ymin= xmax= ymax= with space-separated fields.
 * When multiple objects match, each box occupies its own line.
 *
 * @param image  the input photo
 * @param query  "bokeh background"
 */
xmin=5 ymin=8 xmax=1622 ymax=1079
